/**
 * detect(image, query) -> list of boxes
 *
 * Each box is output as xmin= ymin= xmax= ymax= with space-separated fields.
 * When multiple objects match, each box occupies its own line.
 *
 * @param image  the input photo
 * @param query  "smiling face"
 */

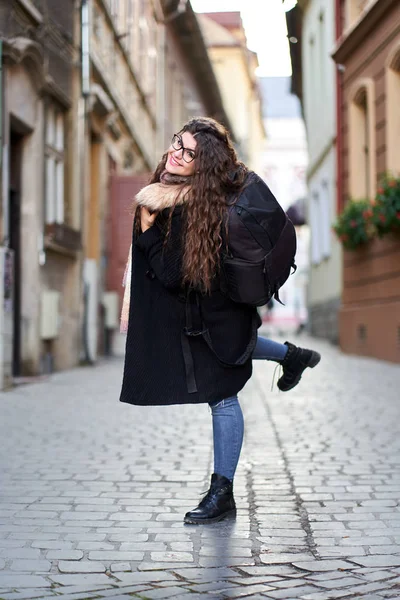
xmin=165 ymin=131 xmax=197 ymax=177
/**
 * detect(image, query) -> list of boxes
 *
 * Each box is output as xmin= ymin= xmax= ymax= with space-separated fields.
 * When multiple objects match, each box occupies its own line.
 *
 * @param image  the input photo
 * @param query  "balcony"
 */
xmin=44 ymin=223 xmax=82 ymax=257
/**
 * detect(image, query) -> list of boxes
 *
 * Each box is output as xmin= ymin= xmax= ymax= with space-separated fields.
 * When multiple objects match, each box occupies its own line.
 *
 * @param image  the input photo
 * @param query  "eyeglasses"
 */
xmin=171 ymin=134 xmax=196 ymax=163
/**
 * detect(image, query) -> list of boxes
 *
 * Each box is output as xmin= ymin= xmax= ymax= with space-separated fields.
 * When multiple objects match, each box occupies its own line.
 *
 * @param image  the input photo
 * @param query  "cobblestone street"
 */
xmin=1 ymin=334 xmax=400 ymax=599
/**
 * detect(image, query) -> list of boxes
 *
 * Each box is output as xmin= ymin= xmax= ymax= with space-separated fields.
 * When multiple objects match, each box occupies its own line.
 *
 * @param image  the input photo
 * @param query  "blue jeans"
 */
xmin=208 ymin=336 xmax=287 ymax=481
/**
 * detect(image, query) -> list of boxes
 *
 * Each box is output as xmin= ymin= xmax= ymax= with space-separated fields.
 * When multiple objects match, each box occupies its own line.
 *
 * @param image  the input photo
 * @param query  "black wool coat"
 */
xmin=119 ymin=207 xmax=260 ymax=406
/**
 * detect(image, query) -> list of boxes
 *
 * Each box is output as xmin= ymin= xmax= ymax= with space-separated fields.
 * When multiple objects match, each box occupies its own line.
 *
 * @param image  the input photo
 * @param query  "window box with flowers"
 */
xmin=333 ymin=176 xmax=400 ymax=250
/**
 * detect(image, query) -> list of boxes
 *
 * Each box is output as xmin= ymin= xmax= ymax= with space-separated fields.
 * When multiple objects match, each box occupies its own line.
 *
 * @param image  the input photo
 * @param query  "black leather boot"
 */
xmin=277 ymin=341 xmax=321 ymax=392
xmin=184 ymin=473 xmax=236 ymax=525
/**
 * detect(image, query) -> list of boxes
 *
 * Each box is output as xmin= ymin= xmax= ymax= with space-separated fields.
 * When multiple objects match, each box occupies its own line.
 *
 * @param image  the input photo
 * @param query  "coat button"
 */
xmin=146 ymin=269 xmax=155 ymax=280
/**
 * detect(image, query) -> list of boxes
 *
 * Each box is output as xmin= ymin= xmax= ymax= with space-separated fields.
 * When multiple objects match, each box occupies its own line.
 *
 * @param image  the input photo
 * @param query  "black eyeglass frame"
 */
xmin=171 ymin=133 xmax=196 ymax=163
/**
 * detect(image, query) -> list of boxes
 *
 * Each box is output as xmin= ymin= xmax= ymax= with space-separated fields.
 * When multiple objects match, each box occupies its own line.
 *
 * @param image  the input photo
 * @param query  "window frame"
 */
xmin=348 ymin=79 xmax=376 ymax=200
xmin=44 ymin=103 xmax=66 ymax=225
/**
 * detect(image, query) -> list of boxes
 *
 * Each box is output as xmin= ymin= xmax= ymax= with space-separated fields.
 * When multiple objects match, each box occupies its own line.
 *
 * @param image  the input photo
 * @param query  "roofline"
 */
xmin=161 ymin=0 xmax=235 ymax=139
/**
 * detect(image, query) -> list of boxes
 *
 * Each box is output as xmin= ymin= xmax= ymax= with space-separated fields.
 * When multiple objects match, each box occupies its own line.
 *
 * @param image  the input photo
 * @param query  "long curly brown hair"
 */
xmin=145 ymin=117 xmax=249 ymax=293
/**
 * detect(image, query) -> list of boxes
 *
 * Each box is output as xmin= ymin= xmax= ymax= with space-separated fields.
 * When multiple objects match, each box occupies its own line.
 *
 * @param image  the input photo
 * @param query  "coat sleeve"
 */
xmin=134 ymin=212 xmax=184 ymax=289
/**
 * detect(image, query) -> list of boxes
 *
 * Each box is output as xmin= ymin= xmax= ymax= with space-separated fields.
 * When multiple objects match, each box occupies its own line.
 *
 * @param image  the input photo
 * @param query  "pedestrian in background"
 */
xmin=120 ymin=117 xmax=320 ymax=524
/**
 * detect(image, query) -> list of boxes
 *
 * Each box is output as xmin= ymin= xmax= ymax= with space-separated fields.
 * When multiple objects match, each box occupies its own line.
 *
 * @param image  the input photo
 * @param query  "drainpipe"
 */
xmin=335 ymin=0 xmax=344 ymax=213
xmin=1 ymin=40 xmax=9 ymax=247
xmin=80 ymin=0 xmax=94 ymax=363
xmin=154 ymin=0 xmax=166 ymax=161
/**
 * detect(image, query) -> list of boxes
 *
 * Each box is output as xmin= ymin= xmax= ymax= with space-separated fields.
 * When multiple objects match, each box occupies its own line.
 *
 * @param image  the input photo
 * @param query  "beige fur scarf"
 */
xmin=120 ymin=181 xmax=190 ymax=333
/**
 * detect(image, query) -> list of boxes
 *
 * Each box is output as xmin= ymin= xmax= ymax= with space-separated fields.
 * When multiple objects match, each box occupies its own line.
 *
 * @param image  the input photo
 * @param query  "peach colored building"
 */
xmin=333 ymin=0 xmax=400 ymax=363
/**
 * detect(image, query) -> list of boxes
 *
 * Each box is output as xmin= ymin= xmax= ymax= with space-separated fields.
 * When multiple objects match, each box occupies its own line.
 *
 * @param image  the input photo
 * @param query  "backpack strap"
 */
xmin=274 ymin=260 xmax=298 ymax=304
xmin=195 ymin=291 xmax=258 ymax=367
xmin=181 ymin=290 xmax=207 ymax=394
xmin=181 ymin=289 xmax=258 ymax=393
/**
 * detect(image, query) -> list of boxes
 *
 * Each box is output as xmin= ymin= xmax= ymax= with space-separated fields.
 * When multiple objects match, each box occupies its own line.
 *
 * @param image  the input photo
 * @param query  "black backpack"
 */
xmin=222 ymin=172 xmax=297 ymax=306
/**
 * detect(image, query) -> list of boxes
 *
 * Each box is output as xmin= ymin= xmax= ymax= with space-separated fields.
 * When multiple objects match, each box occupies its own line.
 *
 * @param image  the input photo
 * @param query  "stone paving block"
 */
xmin=49 ymin=574 xmax=112 ymax=586
xmin=199 ymin=546 xmax=252 ymax=557
xmin=0 ymin=591 xmax=56 ymax=600
xmin=317 ymin=545 xmax=367 ymax=556
xmin=108 ymin=533 xmax=149 ymax=542
xmin=65 ymin=533 xmax=107 ymax=541
xmin=114 ymin=571 xmax=179 ymax=584
xmin=88 ymin=596 xmax=131 ymax=600
xmin=168 ymin=595 xmax=208 ymax=600
xmin=76 ymin=542 xmax=116 ymax=550
xmin=237 ymin=566 xmax=300 ymax=579
xmin=97 ymin=586 xmax=153 ymax=596
xmin=0 ymin=548 xmax=41 ymax=559
xmin=359 ymin=570 xmax=399 ymax=582
xmin=39 ymin=594 xmax=100 ymax=600
xmin=271 ymin=578 xmax=311 ymax=589
xmin=31 ymin=540 xmax=74 ymax=549
xmin=258 ymin=530 xmax=306 ymax=538
xmin=199 ymin=557 xmax=255 ymax=568
xmin=0 ymin=575 xmax=51 ymax=588
xmin=315 ymin=576 xmax=365 ymax=588
xmin=137 ymin=561 xmax=195 ymax=570
xmin=351 ymin=556 xmax=400 ymax=567
xmin=345 ymin=581 xmax=396 ymax=594
xmin=301 ymin=591 xmax=355 ymax=600
xmin=150 ymin=551 xmax=193 ymax=562
xmin=260 ymin=553 xmax=313 ymax=564
xmin=368 ymin=545 xmax=400 ymax=554
xmin=58 ymin=560 xmax=107 ymax=573
xmin=305 ymin=571 xmax=355 ymax=582
xmin=9 ymin=559 xmax=52 ymax=572
xmin=88 ymin=551 xmax=144 ymax=561
xmin=0 ymin=540 xmax=27 ymax=549
xmin=292 ymin=560 xmax=354 ymax=571
xmin=265 ymin=585 xmax=322 ymax=599
xmin=120 ymin=542 xmax=167 ymax=552
xmin=220 ymin=583 xmax=275 ymax=597
xmin=45 ymin=550 xmax=84 ymax=560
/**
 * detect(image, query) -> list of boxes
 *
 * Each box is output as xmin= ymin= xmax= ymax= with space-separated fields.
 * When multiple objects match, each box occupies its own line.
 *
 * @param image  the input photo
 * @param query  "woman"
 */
xmin=120 ymin=117 xmax=320 ymax=525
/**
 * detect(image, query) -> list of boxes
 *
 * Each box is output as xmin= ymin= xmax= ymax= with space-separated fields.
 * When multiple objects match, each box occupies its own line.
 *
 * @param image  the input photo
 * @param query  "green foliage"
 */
xmin=333 ymin=199 xmax=375 ymax=250
xmin=334 ymin=175 xmax=400 ymax=250
xmin=371 ymin=176 xmax=400 ymax=237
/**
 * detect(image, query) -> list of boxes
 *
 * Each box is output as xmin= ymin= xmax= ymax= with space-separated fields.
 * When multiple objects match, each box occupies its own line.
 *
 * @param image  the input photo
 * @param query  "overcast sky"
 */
xmin=191 ymin=0 xmax=293 ymax=77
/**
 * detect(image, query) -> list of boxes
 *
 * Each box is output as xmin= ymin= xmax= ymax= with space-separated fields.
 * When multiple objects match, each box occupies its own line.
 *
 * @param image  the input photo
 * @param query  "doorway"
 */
xmin=9 ymin=129 xmax=24 ymax=376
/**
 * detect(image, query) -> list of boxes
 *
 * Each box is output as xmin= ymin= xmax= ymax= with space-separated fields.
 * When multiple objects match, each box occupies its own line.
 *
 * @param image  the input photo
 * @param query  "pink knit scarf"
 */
xmin=120 ymin=171 xmax=191 ymax=333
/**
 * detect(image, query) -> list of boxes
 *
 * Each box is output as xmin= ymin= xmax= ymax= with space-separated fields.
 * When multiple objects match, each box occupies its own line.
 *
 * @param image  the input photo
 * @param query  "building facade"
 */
xmin=197 ymin=11 xmax=265 ymax=173
xmin=287 ymin=0 xmax=343 ymax=343
xmin=0 ymin=0 xmax=232 ymax=388
xmin=259 ymin=77 xmax=309 ymax=332
xmin=0 ymin=0 xmax=80 ymax=388
xmin=105 ymin=0 xmax=233 ymax=356
xmin=333 ymin=0 xmax=400 ymax=363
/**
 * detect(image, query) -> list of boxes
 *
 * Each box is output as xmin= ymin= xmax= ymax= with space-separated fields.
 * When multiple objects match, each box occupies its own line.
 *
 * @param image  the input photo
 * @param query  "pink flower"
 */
xmin=350 ymin=220 xmax=357 ymax=228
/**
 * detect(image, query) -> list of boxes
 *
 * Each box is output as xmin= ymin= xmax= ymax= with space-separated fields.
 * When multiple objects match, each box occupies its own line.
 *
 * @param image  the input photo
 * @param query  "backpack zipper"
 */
xmin=235 ymin=205 xmax=274 ymax=249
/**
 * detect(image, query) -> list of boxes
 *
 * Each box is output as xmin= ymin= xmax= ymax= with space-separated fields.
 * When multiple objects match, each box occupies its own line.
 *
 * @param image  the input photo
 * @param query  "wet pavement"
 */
xmin=1 ymin=333 xmax=400 ymax=599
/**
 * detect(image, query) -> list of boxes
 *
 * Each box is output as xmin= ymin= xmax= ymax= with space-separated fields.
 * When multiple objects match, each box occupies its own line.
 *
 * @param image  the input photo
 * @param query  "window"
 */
xmin=45 ymin=105 xmax=65 ymax=224
xmin=386 ymin=45 xmax=400 ymax=176
xmin=348 ymin=80 xmax=375 ymax=199
xmin=108 ymin=0 xmax=119 ymax=18
xmin=93 ymin=4 xmax=102 ymax=39
xmin=310 ymin=180 xmax=331 ymax=265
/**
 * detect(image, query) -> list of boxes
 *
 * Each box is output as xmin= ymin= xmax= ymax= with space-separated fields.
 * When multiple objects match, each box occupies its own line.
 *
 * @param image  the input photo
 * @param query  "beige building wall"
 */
xmin=299 ymin=0 xmax=342 ymax=342
xmin=198 ymin=14 xmax=265 ymax=173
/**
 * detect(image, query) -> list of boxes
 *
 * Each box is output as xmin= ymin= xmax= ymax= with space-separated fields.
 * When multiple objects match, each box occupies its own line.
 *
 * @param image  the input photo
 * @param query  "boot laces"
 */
xmin=271 ymin=363 xmax=282 ymax=391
